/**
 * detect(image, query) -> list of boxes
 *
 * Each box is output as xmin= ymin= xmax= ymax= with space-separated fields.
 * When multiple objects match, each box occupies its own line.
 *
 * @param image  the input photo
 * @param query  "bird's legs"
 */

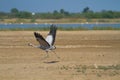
xmin=45 ymin=51 xmax=49 ymax=58
xmin=52 ymin=50 xmax=60 ymax=59
xmin=41 ymin=51 xmax=49 ymax=60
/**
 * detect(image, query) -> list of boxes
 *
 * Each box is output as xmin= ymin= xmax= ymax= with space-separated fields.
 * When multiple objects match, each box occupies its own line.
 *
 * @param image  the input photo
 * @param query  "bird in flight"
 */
xmin=28 ymin=24 xmax=60 ymax=59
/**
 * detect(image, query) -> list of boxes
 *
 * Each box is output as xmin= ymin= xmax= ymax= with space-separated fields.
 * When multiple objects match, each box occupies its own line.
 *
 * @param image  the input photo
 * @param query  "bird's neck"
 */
xmin=28 ymin=43 xmax=40 ymax=48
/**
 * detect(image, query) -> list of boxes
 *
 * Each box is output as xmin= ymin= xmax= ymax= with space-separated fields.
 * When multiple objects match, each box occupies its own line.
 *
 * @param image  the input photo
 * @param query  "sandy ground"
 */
xmin=0 ymin=31 xmax=120 ymax=80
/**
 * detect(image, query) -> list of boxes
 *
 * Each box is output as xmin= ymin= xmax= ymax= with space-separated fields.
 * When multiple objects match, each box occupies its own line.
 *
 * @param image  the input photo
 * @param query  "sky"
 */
xmin=0 ymin=0 xmax=120 ymax=13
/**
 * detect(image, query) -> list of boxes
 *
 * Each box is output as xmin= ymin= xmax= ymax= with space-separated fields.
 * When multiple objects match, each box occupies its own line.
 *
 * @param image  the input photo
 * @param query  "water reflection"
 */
xmin=0 ymin=23 xmax=120 ymax=29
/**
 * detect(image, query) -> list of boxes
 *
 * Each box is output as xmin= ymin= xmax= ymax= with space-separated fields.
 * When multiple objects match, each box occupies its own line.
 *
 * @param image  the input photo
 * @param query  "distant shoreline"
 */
xmin=0 ymin=18 xmax=120 ymax=24
xmin=0 ymin=23 xmax=120 ymax=31
xmin=0 ymin=22 xmax=120 ymax=25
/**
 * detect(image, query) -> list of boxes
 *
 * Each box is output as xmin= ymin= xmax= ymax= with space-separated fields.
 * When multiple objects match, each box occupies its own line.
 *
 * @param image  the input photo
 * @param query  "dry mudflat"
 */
xmin=0 ymin=31 xmax=120 ymax=80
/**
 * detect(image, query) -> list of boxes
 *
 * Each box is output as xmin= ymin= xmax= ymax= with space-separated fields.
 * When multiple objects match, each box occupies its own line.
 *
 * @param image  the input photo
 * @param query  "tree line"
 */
xmin=0 ymin=7 xmax=120 ymax=19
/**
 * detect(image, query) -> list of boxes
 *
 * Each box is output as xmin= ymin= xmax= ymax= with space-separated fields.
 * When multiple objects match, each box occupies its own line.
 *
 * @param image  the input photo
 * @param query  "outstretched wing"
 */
xmin=34 ymin=32 xmax=50 ymax=47
xmin=46 ymin=24 xmax=57 ymax=45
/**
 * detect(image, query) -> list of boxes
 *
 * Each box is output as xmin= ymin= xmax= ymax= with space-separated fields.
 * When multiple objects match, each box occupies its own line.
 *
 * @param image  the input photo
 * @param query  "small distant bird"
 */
xmin=28 ymin=24 xmax=60 ymax=59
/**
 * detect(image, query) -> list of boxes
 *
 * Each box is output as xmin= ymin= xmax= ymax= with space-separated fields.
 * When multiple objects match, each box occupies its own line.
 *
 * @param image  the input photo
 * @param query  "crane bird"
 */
xmin=28 ymin=24 xmax=60 ymax=59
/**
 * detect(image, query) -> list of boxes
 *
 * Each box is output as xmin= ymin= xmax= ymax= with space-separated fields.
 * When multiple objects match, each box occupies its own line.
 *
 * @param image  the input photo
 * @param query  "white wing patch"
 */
xmin=46 ymin=35 xmax=53 ymax=45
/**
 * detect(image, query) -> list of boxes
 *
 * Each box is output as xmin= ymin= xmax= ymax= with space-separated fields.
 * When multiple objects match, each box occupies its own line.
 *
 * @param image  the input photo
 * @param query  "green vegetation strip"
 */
xmin=0 ymin=26 xmax=120 ymax=31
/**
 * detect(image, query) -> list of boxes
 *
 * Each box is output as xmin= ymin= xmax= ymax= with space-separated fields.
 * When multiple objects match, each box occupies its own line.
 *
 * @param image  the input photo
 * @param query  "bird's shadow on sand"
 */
xmin=43 ymin=60 xmax=59 ymax=64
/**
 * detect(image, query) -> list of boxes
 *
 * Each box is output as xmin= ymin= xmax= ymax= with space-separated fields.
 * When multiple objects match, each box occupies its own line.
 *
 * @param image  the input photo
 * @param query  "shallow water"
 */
xmin=0 ymin=23 xmax=120 ymax=29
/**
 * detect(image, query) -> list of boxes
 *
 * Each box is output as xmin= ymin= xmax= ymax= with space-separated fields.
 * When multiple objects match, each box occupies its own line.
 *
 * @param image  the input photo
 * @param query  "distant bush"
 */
xmin=30 ymin=18 xmax=36 ymax=23
xmin=1 ymin=8 xmax=120 ymax=19
xmin=93 ymin=26 xmax=120 ymax=30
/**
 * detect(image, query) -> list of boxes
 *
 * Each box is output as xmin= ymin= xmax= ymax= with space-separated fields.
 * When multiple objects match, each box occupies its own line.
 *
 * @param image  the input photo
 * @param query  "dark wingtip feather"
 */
xmin=34 ymin=32 xmax=39 ymax=36
xmin=34 ymin=32 xmax=37 ymax=35
xmin=34 ymin=32 xmax=41 ymax=40
xmin=34 ymin=32 xmax=37 ymax=37
xmin=50 ymin=24 xmax=57 ymax=29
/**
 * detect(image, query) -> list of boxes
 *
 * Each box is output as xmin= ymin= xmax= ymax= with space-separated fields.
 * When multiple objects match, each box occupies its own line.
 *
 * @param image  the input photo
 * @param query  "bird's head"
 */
xmin=28 ymin=43 xmax=33 ymax=46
